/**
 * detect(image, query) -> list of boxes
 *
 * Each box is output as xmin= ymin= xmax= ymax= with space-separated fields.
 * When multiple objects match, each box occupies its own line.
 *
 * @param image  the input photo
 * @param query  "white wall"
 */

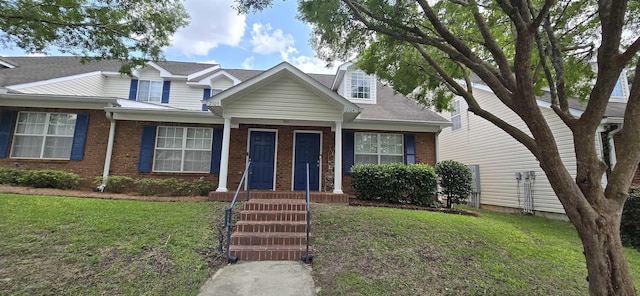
xmin=224 ymin=77 xmax=343 ymax=121
xmin=18 ymin=74 xmax=105 ymax=96
xmin=438 ymin=89 xmax=580 ymax=214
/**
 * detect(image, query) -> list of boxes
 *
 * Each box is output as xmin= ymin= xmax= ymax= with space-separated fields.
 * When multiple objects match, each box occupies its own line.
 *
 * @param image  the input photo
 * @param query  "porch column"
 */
xmin=216 ymin=117 xmax=232 ymax=192
xmin=333 ymin=121 xmax=343 ymax=194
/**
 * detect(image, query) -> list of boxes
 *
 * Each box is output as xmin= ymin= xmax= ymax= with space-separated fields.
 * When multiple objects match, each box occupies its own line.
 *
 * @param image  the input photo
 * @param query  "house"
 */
xmin=438 ymin=73 xmax=636 ymax=219
xmin=0 ymin=56 xmax=450 ymax=198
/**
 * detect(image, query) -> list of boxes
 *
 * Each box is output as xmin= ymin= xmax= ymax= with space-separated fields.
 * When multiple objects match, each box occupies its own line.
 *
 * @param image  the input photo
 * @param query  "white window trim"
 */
xmin=137 ymin=79 xmax=164 ymax=103
xmin=345 ymin=70 xmax=377 ymax=104
xmin=10 ymin=111 xmax=76 ymax=160
xmin=354 ymin=132 xmax=404 ymax=165
xmin=152 ymin=126 xmax=213 ymax=173
xmin=451 ymin=100 xmax=462 ymax=131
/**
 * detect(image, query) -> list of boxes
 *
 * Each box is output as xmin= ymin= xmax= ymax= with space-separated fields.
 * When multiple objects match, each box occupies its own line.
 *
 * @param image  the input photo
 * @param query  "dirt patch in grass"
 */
xmin=348 ymin=198 xmax=480 ymax=217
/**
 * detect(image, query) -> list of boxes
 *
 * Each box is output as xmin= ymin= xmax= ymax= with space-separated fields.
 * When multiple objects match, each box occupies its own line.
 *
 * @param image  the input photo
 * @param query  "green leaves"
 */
xmin=0 ymin=0 xmax=189 ymax=74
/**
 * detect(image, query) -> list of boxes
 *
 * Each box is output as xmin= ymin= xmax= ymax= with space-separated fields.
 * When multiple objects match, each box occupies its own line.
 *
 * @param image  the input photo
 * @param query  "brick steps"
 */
xmin=229 ymin=198 xmax=313 ymax=261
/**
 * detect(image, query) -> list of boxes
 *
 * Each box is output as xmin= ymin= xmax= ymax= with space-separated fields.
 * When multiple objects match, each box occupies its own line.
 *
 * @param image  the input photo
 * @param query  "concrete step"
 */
xmin=235 ymin=220 xmax=307 ymax=233
xmin=229 ymin=245 xmax=314 ymax=261
xmin=240 ymin=210 xmax=307 ymax=222
xmin=231 ymin=232 xmax=311 ymax=246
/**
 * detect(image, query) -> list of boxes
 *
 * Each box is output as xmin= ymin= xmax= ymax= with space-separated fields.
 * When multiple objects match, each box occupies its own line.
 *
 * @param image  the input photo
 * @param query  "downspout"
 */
xmin=97 ymin=109 xmax=117 ymax=192
xmin=435 ymin=130 xmax=441 ymax=163
xmin=606 ymin=124 xmax=623 ymax=169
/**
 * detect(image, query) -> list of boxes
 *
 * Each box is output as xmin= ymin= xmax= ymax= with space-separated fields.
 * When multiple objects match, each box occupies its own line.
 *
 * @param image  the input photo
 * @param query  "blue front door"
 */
xmin=248 ymin=131 xmax=276 ymax=190
xmin=293 ymin=132 xmax=321 ymax=191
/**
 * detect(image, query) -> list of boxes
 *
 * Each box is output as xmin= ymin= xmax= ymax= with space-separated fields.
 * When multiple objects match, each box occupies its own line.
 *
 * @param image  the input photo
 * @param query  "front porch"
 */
xmin=209 ymin=190 xmax=350 ymax=203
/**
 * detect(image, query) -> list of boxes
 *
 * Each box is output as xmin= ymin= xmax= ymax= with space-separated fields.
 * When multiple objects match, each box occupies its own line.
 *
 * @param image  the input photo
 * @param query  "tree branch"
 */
xmin=530 ymin=0 xmax=554 ymax=29
xmin=617 ymin=35 xmax=640 ymax=66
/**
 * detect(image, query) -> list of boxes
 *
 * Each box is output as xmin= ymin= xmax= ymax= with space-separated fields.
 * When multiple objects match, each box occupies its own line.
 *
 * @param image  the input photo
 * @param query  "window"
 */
xmin=451 ymin=100 xmax=461 ymax=130
xmin=11 ymin=112 xmax=77 ymax=159
xmin=612 ymin=78 xmax=624 ymax=97
xmin=137 ymin=80 xmax=163 ymax=102
xmin=154 ymin=126 xmax=212 ymax=172
xmin=354 ymin=133 xmax=403 ymax=165
xmin=351 ymin=72 xmax=371 ymax=99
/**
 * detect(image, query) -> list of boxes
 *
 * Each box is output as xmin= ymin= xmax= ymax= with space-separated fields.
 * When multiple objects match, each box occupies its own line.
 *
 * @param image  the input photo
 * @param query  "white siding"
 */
xmin=224 ymin=77 xmax=342 ymax=121
xmin=211 ymin=76 xmax=234 ymax=89
xmin=103 ymin=75 xmax=131 ymax=98
xmin=18 ymin=74 xmax=105 ymax=96
xmin=439 ymin=89 xmax=579 ymax=214
xmin=167 ymin=82 xmax=206 ymax=110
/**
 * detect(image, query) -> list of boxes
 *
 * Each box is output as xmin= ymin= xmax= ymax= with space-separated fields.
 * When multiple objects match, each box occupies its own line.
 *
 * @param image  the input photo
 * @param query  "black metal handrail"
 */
xmin=221 ymin=160 xmax=251 ymax=263
xmin=301 ymin=163 xmax=313 ymax=263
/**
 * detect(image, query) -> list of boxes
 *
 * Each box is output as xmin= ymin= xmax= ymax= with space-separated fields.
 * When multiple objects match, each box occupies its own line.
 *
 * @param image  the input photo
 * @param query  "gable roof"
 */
xmin=206 ymin=62 xmax=362 ymax=121
xmin=0 ymin=56 xmax=219 ymax=87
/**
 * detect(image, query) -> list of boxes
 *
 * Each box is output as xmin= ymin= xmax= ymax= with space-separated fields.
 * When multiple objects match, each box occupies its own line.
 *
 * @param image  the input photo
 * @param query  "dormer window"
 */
xmin=351 ymin=72 xmax=371 ymax=99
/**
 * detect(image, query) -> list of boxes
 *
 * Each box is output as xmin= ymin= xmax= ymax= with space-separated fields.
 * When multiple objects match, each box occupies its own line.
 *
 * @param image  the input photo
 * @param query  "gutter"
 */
xmin=97 ymin=108 xmax=117 ymax=192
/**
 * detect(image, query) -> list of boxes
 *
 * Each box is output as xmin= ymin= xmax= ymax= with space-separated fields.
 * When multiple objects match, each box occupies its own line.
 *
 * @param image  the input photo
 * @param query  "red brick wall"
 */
xmin=108 ymin=120 xmax=221 ymax=184
xmin=0 ymin=108 xmax=439 ymax=193
xmin=0 ymin=108 xmax=109 ymax=189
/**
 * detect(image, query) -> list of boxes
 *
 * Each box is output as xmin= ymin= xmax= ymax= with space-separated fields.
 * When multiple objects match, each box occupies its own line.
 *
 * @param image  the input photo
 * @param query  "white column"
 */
xmin=333 ymin=121 xmax=343 ymax=194
xmin=216 ymin=117 xmax=232 ymax=192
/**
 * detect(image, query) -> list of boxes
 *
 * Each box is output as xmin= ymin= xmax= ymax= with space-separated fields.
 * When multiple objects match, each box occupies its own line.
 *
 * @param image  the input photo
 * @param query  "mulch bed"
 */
xmin=348 ymin=198 xmax=480 ymax=217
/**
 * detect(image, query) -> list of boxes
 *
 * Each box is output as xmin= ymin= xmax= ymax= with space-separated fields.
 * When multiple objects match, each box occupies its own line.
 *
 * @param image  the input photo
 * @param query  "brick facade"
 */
xmin=0 ymin=108 xmax=439 ymax=192
xmin=0 ymin=108 xmax=109 ymax=188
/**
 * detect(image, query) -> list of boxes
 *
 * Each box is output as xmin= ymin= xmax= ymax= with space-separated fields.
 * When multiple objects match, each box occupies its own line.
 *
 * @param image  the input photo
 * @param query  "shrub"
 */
xmin=17 ymin=169 xmax=81 ymax=189
xmin=189 ymin=178 xmax=217 ymax=196
xmin=94 ymin=176 xmax=135 ymax=193
xmin=0 ymin=168 xmax=27 ymax=185
xmin=135 ymin=178 xmax=165 ymax=196
xmin=436 ymin=160 xmax=473 ymax=208
xmin=351 ymin=163 xmax=437 ymax=205
xmin=621 ymin=188 xmax=640 ymax=251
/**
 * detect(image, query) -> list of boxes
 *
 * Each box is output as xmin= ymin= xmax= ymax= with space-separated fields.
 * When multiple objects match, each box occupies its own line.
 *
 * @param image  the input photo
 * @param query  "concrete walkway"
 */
xmin=198 ymin=261 xmax=316 ymax=296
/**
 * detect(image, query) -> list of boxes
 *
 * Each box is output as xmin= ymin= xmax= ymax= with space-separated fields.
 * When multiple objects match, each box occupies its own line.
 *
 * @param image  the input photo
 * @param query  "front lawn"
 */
xmin=0 ymin=194 xmax=227 ymax=295
xmin=311 ymin=204 xmax=640 ymax=295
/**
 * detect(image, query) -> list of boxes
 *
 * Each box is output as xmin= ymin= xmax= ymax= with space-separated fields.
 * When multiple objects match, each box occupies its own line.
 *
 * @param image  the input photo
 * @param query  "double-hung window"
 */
xmin=451 ymin=100 xmax=461 ymax=130
xmin=351 ymin=72 xmax=371 ymax=99
xmin=11 ymin=112 xmax=77 ymax=159
xmin=137 ymin=80 xmax=163 ymax=102
xmin=354 ymin=133 xmax=404 ymax=165
xmin=154 ymin=126 xmax=212 ymax=172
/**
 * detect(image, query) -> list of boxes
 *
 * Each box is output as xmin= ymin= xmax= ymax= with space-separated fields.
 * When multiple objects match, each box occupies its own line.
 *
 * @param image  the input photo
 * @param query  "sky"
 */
xmin=0 ymin=0 xmax=340 ymax=74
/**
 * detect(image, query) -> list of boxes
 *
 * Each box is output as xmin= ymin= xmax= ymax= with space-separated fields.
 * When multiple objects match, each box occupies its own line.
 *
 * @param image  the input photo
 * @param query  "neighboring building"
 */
xmin=438 ymin=74 xmax=635 ymax=218
xmin=0 ymin=56 xmax=450 ymax=195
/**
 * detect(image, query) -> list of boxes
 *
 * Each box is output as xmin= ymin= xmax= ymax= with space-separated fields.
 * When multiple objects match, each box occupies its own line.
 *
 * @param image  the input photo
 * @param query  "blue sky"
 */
xmin=0 ymin=0 xmax=339 ymax=74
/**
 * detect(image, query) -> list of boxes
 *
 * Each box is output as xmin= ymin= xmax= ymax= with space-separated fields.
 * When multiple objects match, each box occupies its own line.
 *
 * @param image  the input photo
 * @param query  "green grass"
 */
xmin=0 ymin=194 xmax=228 ymax=295
xmin=311 ymin=204 xmax=640 ymax=296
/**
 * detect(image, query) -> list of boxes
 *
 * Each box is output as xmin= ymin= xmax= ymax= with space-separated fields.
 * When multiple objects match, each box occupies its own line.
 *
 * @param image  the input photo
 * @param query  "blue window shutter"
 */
xmin=70 ymin=113 xmax=89 ymax=160
xmin=138 ymin=125 xmax=156 ymax=173
xmin=210 ymin=127 xmax=223 ymax=173
xmin=202 ymin=88 xmax=211 ymax=111
xmin=343 ymin=131 xmax=354 ymax=175
xmin=128 ymin=79 xmax=138 ymax=100
xmin=0 ymin=110 xmax=16 ymax=158
xmin=161 ymin=81 xmax=171 ymax=103
xmin=404 ymin=134 xmax=416 ymax=164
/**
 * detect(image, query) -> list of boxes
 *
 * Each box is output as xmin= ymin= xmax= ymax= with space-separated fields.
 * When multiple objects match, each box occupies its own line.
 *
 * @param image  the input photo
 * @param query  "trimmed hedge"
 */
xmin=94 ymin=176 xmax=135 ymax=193
xmin=621 ymin=188 xmax=640 ymax=251
xmin=134 ymin=177 xmax=216 ymax=197
xmin=351 ymin=163 xmax=437 ymax=205
xmin=0 ymin=168 xmax=81 ymax=189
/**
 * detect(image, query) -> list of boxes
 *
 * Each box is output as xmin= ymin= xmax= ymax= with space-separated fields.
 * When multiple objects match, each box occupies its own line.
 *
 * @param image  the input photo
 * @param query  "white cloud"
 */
xmin=170 ymin=0 xmax=246 ymax=56
xmin=250 ymin=23 xmax=295 ymax=57
xmin=242 ymin=56 xmax=255 ymax=69
xmin=289 ymin=55 xmax=342 ymax=74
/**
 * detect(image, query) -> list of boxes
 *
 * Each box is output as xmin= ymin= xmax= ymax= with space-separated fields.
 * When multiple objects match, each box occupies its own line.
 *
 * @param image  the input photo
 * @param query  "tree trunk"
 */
xmin=573 ymin=209 xmax=636 ymax=295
